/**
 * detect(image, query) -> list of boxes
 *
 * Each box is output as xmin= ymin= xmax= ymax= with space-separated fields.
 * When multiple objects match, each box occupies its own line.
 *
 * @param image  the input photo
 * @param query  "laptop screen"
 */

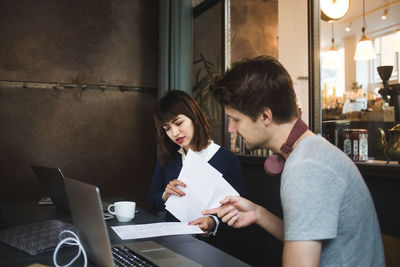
xmin=63 ymin=177 xmax=201 ymax=267
xmin=31 ymin=165 xmax=70 ymax=212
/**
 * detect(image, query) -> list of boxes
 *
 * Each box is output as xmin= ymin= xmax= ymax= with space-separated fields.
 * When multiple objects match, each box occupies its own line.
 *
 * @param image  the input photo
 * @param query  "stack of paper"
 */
xmin=111 ymin=222 xmax=203 ymax=240
xmin=165 ymin=150 xmax=239 ymax=222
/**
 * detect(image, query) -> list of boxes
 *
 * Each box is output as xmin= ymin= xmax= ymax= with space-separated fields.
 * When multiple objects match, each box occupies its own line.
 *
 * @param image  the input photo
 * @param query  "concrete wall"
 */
xmin=231 ymin=0 xmax=278 ymax=62
xmin=0 ymin=0 xmax=158 ymax=210
xmin=0 ymin=0 xmax=158 ymax=87
xmin=278 ymin=0 xmax=309 ymax=124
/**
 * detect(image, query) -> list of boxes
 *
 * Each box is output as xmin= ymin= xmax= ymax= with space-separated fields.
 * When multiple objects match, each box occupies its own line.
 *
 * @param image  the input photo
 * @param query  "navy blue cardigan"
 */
xmin=147 ymin=146 xmax=243 ymax=222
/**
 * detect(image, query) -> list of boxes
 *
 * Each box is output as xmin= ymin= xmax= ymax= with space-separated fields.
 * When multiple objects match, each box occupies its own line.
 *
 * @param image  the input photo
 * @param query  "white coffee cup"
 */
xmin=107 ymin=201 xmax=136 ymax=222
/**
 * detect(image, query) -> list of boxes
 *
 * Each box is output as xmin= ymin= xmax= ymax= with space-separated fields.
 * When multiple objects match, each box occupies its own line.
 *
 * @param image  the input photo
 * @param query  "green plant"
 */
xmin=193 ymin=52 xmax=222 ymax=120
xmin=193 ymin=33 xmax=237 ymax=120
xmin=351 ymin=82 xmax=362 ymax=91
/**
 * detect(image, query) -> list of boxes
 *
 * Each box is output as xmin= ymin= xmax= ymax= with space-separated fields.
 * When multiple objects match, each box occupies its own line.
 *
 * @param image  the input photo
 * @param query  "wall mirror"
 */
xmin=193 ymin=0 xmax=311 ymax=158
xmin=194 ymin=0 xmax=400 ymax=164
xmin=193 ymin=0 xmax=225 ymax=145
xmin=319 ymin=0 xmax=400 ymax=162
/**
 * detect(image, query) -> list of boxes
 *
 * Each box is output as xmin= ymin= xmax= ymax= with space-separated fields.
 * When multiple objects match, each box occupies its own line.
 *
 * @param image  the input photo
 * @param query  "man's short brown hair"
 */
xmin=210 ymin=56 xmax=298 ymax=123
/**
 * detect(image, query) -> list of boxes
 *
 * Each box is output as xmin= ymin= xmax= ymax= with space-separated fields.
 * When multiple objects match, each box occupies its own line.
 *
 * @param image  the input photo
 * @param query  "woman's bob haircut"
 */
xmin=154 ymin=90 xmax=211 ymax=165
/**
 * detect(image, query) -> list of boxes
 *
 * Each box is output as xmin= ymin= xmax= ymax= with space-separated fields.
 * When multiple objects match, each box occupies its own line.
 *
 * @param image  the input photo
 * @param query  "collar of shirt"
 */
xmin=178 ymin=140 xmax=220 ymax=163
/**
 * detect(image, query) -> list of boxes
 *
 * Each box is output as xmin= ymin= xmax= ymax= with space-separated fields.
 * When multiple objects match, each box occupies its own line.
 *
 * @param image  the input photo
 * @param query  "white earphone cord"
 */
xmin=53 ymin=230 xmax=87 ymax=267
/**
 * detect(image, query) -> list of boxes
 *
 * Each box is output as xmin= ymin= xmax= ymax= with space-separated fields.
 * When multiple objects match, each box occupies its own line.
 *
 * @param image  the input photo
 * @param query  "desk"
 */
xmin=0 ymin=202 xmax=249 ymax=267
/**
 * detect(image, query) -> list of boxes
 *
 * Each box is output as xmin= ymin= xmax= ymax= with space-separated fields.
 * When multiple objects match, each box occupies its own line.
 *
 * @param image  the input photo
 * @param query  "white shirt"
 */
xmin=178 ymin=140 xmax=220 ymax=163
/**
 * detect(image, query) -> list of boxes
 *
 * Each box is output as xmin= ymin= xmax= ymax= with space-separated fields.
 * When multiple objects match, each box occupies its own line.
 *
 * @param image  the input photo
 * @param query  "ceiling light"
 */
xmin=320 ymin=0 xmax=351 ymax=21
xmin=345 ymin=22 xmax=352 ymax=32
xmin=354 ymin=0 xmax=376 ymax=61
xmin=354 ymin=35 xmax=376 ymax=61
xmin=381 ymin=9 xmax=388 ymax=20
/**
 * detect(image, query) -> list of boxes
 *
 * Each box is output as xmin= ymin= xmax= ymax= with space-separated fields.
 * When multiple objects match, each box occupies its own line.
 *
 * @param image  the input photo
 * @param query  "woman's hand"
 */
xmin=189 ymin=216 xmax=216 ymax=235
xmin=162 ymin=179 xmax=186 ymax=202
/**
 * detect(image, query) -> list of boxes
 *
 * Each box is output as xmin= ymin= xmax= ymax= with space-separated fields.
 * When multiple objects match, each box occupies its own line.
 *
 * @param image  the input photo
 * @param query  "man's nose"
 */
xmin=228 ymin=119 xmax=236 ymax=133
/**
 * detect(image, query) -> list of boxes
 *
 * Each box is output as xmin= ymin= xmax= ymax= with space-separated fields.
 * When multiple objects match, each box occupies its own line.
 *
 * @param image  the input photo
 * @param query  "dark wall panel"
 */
xmin=0 ymin=0 xmax=158 ymax=87
xmin=0 ymin=0 xmax=159 ymax=209
xmin=227 ymin=161 xmax=283 ymax=266
xmin=0 ymin=86 xmax=157 ymax=209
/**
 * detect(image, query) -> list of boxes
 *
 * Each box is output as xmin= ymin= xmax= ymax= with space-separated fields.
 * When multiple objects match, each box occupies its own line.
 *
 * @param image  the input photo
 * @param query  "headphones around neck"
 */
xmin=264 ymin=119 xmax=308 ymax=176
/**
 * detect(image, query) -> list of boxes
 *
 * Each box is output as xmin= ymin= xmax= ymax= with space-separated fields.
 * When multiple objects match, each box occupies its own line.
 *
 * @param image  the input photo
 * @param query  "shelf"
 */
xmin=237 ymin=154 xmax=399 ymax=178
xmin=237 ymin=154 xmax=266 ymax=165
xmin=355 ymin=161 xmax=400 ymax=179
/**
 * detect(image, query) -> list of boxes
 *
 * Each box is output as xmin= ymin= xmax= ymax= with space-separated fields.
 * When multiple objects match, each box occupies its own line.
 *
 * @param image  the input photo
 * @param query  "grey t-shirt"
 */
xmin=281 ymin=135 xmax=385 ymax=267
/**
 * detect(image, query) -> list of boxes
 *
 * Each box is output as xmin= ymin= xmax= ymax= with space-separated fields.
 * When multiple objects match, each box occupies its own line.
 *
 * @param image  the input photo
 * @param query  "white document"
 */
xmin=111 ymin=222 xmax=203 ymax=240
xmin=165 ymin=150 xmax=239 ymax=222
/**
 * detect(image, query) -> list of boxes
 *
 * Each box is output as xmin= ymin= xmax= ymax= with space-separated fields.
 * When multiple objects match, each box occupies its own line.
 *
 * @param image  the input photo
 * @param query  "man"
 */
xmin=203 ymin=56 xmax=385 ymax=266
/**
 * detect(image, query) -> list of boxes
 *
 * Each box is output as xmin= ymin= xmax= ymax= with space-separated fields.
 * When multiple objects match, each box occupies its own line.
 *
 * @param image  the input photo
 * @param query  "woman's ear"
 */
xmin=261 ymin=108 xmax=273 ymax=126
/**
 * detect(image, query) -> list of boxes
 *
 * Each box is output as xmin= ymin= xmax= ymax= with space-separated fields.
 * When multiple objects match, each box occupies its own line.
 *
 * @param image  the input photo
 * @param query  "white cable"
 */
xmin=53 ymin=230 xmax=87 ymax=267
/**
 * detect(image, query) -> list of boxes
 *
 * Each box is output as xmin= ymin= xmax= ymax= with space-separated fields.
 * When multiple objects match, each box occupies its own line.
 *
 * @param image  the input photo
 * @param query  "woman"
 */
xmin=148 ymin=90 xmax=243 ymax=238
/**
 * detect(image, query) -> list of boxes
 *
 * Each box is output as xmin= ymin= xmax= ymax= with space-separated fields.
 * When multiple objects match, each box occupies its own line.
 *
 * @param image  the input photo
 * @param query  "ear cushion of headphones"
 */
xmin=264 ymin=154 xmax=285 ymax=176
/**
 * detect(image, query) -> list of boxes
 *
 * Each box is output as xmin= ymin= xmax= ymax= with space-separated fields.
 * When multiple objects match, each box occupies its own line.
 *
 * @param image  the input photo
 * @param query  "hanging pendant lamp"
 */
xmin=354 ymin=0 xmax=376 ymax=61
xmin=324 ymin=23 xmax=340 ymax=69
xmin=320 ymin=0 xmax=350 ymax=21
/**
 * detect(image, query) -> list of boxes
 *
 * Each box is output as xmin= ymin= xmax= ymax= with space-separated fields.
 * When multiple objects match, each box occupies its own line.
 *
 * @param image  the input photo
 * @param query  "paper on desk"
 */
xmin=165 ymin=150 xmax=239 ymax=222
xmin=111 ymin=222 xmax=203 ymax=240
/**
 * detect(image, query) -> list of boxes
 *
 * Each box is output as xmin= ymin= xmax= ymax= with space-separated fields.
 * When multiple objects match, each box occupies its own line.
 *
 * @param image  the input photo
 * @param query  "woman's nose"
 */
xmin=171 ymin=125 xmax=180 ymax=136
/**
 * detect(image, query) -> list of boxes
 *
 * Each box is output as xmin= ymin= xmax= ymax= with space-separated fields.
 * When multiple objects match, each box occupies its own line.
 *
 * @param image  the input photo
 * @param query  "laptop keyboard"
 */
xmin=112 ymin=245 xmax=158 ymax=267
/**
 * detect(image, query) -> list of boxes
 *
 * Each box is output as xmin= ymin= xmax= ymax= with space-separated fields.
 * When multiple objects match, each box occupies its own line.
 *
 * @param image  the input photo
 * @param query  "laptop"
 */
xmin=63 ymin=176 xmax=201 ymax=267
xmin=31 ymin=165 xmax=70 ymax=212
xmin=31 ymin=165 xmax=114 ymax=218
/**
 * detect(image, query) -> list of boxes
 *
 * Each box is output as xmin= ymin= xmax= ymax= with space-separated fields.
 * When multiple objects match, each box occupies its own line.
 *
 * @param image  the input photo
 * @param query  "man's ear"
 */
xmin=260 ymin=108 xmax=273 ymax=126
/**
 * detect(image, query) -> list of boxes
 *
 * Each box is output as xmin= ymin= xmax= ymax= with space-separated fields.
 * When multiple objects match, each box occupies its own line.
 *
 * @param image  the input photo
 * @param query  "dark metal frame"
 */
xmin=193 ymin=0 xmax=221 ymax=18
xmin=308 ymin=0 xmax=322 ymax=134
xmin=222 ymin=0 xmax=230 ymax=148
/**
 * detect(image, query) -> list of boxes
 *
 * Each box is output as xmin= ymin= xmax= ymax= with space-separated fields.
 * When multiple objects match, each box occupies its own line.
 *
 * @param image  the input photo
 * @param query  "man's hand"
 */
xmin=189 ymin=216 xmax=216 ymax=235
xmin=202 ymin=196 xmax=258 ymax=228
xmin=162 ymin=179 xmax=186 ymax=202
